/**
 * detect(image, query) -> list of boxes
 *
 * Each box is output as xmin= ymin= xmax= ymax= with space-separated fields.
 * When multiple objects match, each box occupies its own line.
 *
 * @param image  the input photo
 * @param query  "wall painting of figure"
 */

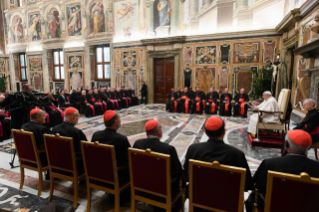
xmin=90 ymin=2 xmax=105 ymax=35
xmin=67 ymin=5 xmax=82 ymax=36
xmin=28 ymin=13 xmax=41 ymax=41
xmin=47 ymin=8 xmax=60 ymax=39
xmin=12 ymin=16 xmax=23 ymax=44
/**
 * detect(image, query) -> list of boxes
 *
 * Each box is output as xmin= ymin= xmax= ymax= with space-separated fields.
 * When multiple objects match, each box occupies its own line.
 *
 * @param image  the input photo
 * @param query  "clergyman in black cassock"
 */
xmin=52 ymin=107 xmax=87 ymax=154
xmin=175 ymin=88 xmax=183 ymax=113
xmin=184 ymin=116 xmax=254 ymax=192
xmin=219 ymin=88 xmax=233 ymax=116
xmin=79 ymin=90 xmax=95 ymax=117
xmin=99 ymin=88 xmax=114 ymax=110
xmin=87 ymin=90 xmax=103 ymax=115
xmin=21 ymin=109 xmax=52 ymax=172
xmin=128 ymin=87 xmax=139 ymax=106
xmin=245 ymin=130 xmax=319 ymax=212
xmin=294 ymin=99 xmax=319 ymax=144
xmin=191 ymin=88 xmax=204 ymax=114
xmin=111 ymin=88 xmax=122 ymax=110
xmin=166 ymin=89 xmax=178 ymax=112
xmin=58 ymin=90 xmax=72 ymax=108
xmin=180 ymin=87 xmax=192 ymax=114
xmin=69 ymin=90 xmax=81 ymax=112
xmin=205 ymin=87 xmax=219 ymax=114
xmin=234 ymin=88 xmax=249 ymax=118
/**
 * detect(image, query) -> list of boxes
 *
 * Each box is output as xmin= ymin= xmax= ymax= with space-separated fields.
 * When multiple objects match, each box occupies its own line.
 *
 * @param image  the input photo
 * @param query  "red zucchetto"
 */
xmin=287 ymin=130 xmax=312 ymax=147
xmin=64 ymin=107 xmax=77 ymax=115
xmin=104 ymin=110 xmax=116 ymax=122
xmin=30 ymin=108 xmax=40 ymax=116
xmin=205 ymin=117 xmax=223 ymax=131
xmin=145 ymin=120 xmax=158 ymax=131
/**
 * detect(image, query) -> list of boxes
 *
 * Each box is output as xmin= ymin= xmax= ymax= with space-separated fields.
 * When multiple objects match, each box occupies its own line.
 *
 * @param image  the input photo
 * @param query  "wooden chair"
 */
xmin=129 ymin=148 xmax=185 ymax=212
xmin=188 ymin=160 xmax=246 ymax=212
xmin=81 ymin=141 xmax=130 ymax=212
xmin=255 ymin=89 xmax=291 ymax=141
xmin=264 ymin=171 xmax=319 ymax=211
xmin=44 ymin=133 xmax=85 ymax=208
xmin=12 ymin=129 xmax=49 ymax=196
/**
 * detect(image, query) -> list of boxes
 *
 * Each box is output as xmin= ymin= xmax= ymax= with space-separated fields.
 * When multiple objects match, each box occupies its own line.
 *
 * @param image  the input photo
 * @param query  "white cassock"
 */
xmin=247 ymin=96 xmax=280 ymax=136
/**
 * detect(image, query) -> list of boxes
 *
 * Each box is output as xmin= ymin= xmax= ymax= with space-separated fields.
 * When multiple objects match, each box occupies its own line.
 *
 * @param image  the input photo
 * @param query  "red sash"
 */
xmin=97 ymin=102 xmax=103 ymax=111
xmin=67 ymin=97 xmax=70 ymax=102
xmin=195 ymin=97 xmax=201 ymax=112
xmin=181 ymin=96 xmax=189 ymax=114
xmin=89 ymin=104 xmax=95 ymax=116
xmin=225 ymin=97 xmax=230 ymax=112
xmin=0 ymin=122 xmax=3 ymax=137
xmin=202 ymin=100 xmax=206 ymax=110
xmin=85 ymin=100 xmax=88 ymax=104
xmin=174 ymin=101 xmax=177 ymax=112
xmin=211 ymin=103 xmax=216 ymax=113
xmin=208 ymin=99 xmax=214 ymax=103
xmin=3 ymin=111 xmax=9 ymax=117
xmin=306 ymin=124 xmax=319 ymax=135
xmin=239 ymin=98 xmax=245 ymax=115
xmin=91 ymin=98 xmax=96 ymax=102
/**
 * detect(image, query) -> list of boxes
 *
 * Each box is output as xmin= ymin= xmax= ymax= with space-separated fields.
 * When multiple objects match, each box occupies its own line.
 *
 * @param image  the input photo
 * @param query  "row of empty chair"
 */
xmin=13 ymin=129 xmax=319 ymax=212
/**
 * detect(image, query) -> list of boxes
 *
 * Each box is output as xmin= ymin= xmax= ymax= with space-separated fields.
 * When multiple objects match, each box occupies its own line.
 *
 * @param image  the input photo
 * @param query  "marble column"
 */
xmin=9 ymin=53 xmax=17 ymax=92
xmin=84 ymin=44 xmax=91 ymax=89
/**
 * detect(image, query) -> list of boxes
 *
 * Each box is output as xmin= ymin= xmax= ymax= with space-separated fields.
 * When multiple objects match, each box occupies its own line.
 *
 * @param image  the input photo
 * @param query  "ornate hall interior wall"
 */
xmin=0 ymin=0 xmax=318 ymax=119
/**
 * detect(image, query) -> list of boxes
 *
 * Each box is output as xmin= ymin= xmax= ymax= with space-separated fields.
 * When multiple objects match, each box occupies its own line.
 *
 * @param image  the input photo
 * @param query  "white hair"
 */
xmin=263 ymin=91 xmax=272 ymax=96
xmin=304 ymin=98 xmax=316 ymax=107
xmin=285 ymin=133 xmax=309 ymax=155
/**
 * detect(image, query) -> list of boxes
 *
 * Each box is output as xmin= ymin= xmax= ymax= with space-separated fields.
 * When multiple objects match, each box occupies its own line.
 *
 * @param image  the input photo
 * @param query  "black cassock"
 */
xmin=205 ymin=92 xmax=219 ymax=114
xmin=21 ymin=122 xmax=52 ymax=164
xmin=79 ymin=95 xmax=95 ymax=117
xmin=184 ymin=139 xmax=254 ymax=191
xmin=180 ymin=92 xmax=193 ymax=114
xmin=86 ymin=94 xmax=103 ymax=115
xmin=294 ymin=109 xmax=319 ymax=144
xmin=43 ymin=98 xmax=63 ymax=127
xmin=219 ymin=93 xmax=232 ymax=116
xmin=58 ymin=95 xmax=73 ymax=108
xmin=99 ymin=92 xmax=114 ymax=110
xmin=52 ymin=122 xmax=87 ymax=153
xmin=69 ymin=93 xmax=81 ymax=112
xmin=91 ymin=128 xmax=131 ymax=168
xmin=111 ymin=92 xmax=123 ymax=109
xmin=191 ymin=91 xmax=204 ymax=114
xmin=174 ymin=91 xmax=182 ymax=112
xmin=118 ymin=91 xmax=129 ymax=108
xmin=166 ymin=92 xmax=177 ymax=112
xmin=93 ymin=93 xmax=107 ymax=112
xmin=0 ymin=115 xmax=11 ymax=140
xmin=245 ymin=154 xmax=319 ymax=211
xmin=128 ymin=89 xmax=139 ymax=105
xmin=234 ymin=93 xmax=249 ymax=117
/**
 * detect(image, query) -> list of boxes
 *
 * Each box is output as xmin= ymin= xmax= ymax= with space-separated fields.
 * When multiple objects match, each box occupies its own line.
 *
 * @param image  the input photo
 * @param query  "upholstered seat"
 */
xmin=12 ymin=129 xmax=49 ymax=197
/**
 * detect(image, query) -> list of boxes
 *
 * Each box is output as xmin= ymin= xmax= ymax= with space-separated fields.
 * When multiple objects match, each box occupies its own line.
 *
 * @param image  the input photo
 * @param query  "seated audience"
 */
xmin=184 ymin=116 xmax=254 ymax=191
xmin=245 ymin=130 xmax=319 ymax=211
xmin=91 ymin=110 xmax=131 ymax=169
xmin=219 ymin=88 xmax=232 ymax=116
xmin=294 ymin=98 xmax=319 ymax=144
xmin=234 ymin=88 xmax=249 ymax=118
xmin=247 ymin=91 xmax=280 ymax=137
xmin=21 ymin=108 xmax=52 ymax=179
xmin=52 ymin=107 xmax=87 ymax=154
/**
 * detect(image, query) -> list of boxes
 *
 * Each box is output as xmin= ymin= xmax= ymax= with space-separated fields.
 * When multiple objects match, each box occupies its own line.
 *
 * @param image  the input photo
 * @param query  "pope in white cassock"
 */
xmin=247 ymin=91 xmax=280 ymax=136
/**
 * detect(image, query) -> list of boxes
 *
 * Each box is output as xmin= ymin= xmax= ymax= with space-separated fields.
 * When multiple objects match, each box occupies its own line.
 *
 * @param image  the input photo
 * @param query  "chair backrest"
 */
xmin=264 ymin=171 xmax=319 ymax=212
xmin=189 ymin=160 xmax=246 ymax=212
xmin=44 ymin=134 xmax=76 ymax=175
xmin=12 ymin=129 xmax=39 ymax=166
xmin=81 ymin=141 xmax=117 ymax=186
xmin=277 ymin=88 xmax=291 ymax=120
xmin=129 ymin=148 xmax=170 ymax=197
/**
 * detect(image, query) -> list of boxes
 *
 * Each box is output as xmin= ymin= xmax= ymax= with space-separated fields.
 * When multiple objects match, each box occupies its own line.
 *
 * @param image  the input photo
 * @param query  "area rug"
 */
xmin=247 ymin=132 xmax=284 ymax=149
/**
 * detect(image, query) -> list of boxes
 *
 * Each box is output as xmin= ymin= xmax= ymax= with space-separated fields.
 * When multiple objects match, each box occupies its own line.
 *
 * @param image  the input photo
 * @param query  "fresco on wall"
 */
xmin=183 ymin=47 xmax=192 ymax=66
xmin=12 ymin=16 xmax=23 ymax=44
xmin=29 ymin=58 xmax=42 ymax=72
xmin=69 ymin=71 xmax=83 ymax=90
xmin=28 ymin=13 xmax=42 ymax=41
xmin=67 ymin=5 xmax=82 ymax=36
xmin=68 ymin=55 xmax=83 ymax=69
xmin=124 ymin=69 xmax=137 ymax=91
xmin=220 ymin=44 xmax=230 ymax=64
xmin=294 ymin=58 xmax=307 ymax=107
xmin=90 ymin=2 xmax=105 ymax=35
xmin=195 ymin=46 xmax=216 ymax=65
xmin=123 ymin=51 xmax=137 ymax=67
xmin=114 ymin=0 xmax=138 ymax=40
xmin=218 ymin=67 xmax=229 ymax=93
xmin=263 ymin=41 xmax=276 ymax=63
xmin=46 ymin=8 xmax=60 ymax=39
xmin=0 ymin=60 xmax=5 ymax=72
xmin=30 ymin=72 xmax=44 ymax=91
xmin=195 ymin=67 xmax=215 ymax=92
xmin=234 ymin=42 xmax=259 ymax=64
xmin=153 ymin=0 xmax=173 ymax=36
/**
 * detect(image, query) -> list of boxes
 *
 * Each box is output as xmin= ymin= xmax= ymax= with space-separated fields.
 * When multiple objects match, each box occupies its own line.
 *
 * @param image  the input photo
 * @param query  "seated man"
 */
xmin=219 ymin=88 xmax=232 ymax=116
xmin=52 ymin=107 xmax=87 ymax=154
xmin=247 ymin=91 xmax=280 ymax=137
xmin=245 ymin=130 xmax=319 ymax=211
xmin=86 ymin=89 xmax=103 ymax=115
xmin=111 ymin=87 xmax=122 ymax=109
xmin=79 ymin=90 xmax=95 ymax=117
xmin=205 ymin=87 xmax=219 ymax=115
xmin=106 ymin=87 xmax=120 ymax=110
xmin=191 ymin=88 xmax=204 ymax=114
xmin=58 ymin=90 xmax=72 ymax=108
xmin=128 ymin=87 xmax=139 ymax=106
xmin=93 ymin=88 xmax=107 ymax=112
xmin=180 ymin=87 xmax=192 ymax=114
xmin=166 ymin=88 xmax=178 ymax=112
xmin=69 ymin=89 xmax=81 ymax=112
xmin=99 ymin=87 xmax=113 ymax=110
xmin=21 ymin=108 xmax=52 ymax=178
xmin=43 ymin=93 xmax=63 ymax=127
xmin=234 ymin=88 xmax=249 ymax=118
xmin=91 ymin=110 xmax=131 ymax=181
xmin=184 ymin=116 xmax=254 ymax=191
xmin=294 ymin=98 xmax=319 ymax=144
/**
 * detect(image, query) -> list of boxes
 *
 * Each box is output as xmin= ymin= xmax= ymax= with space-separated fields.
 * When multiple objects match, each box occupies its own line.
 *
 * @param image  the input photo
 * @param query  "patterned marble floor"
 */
xmin=0 ymin=104 xmax=316 ymax=212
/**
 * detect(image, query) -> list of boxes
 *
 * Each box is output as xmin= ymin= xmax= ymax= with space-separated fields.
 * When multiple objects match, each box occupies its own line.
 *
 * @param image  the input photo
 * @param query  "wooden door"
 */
xmin=154 ymin=58 xmax=174 ymax=103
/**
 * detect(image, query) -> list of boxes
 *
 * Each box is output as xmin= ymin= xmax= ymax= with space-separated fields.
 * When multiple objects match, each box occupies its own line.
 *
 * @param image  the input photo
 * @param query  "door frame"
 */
xmin=146 ymin=50 xmax=182 ymax=104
